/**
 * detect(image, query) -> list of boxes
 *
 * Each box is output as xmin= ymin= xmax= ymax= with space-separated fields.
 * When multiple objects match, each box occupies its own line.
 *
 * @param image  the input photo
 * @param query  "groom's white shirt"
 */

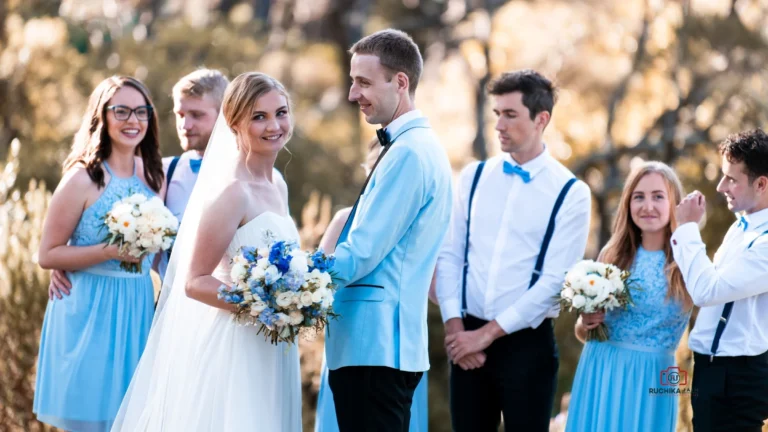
xmin=672 ymin=208 xmax=768 ymax=357
xmin=436 ymin=150 xmax=591 ymax=333
xmin=158 ymin=151 xmax=201 ymax=279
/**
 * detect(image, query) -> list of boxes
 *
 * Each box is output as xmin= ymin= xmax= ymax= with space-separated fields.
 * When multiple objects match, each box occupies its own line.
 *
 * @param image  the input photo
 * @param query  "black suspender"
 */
xmin=709 ymin=227 xmax=768 ymax=360
xmin=461 ymin=162 xmax=486 ymax=317
xmin=460 ymin=160 xmax=577 ymax=317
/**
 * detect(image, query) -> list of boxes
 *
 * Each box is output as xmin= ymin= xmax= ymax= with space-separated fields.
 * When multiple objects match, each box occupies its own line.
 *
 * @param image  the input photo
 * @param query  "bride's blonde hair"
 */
xmin=222 ymin=72 xmax=294 ymax=153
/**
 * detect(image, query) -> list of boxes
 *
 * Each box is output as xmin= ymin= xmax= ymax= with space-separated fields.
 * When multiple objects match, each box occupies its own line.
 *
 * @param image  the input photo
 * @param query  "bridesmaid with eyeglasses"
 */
xmin=34 ymin=76 xmax=165 ymax=432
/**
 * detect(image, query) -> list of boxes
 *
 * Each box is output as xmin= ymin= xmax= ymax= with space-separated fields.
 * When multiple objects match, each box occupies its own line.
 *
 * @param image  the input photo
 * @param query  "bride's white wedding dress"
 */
xmin=112 ymin=212 xmax=302 ymax=432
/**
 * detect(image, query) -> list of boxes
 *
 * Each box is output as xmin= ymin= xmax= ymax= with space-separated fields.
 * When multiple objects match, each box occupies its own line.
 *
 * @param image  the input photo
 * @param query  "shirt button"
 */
xmin=672 ymin=239 xmax=677 ymax=245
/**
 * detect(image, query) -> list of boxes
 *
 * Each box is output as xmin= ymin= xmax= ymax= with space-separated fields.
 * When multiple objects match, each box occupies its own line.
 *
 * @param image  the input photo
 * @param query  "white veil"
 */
xmin=111 ymin=112 xmax=239 ymax=430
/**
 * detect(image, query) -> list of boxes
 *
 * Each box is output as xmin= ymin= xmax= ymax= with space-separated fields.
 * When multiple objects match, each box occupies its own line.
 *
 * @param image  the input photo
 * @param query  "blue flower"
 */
xmin=241 ymin=246 xmax=258 ymax=262
xmin=269 ymin=241 xmax=286 ymax=263
xmin=283 ymin=272 xmax=304 ymax=292
xmin=310 ymin=250 xmax=335 ymax=272
xmin=259 ymin=308 xmax=277 ymax=326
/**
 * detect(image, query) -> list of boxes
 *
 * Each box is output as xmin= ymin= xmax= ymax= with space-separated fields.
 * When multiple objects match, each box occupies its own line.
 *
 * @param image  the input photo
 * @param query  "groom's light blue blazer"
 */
xmin=326 ymin=110 xmax=452 ymax=372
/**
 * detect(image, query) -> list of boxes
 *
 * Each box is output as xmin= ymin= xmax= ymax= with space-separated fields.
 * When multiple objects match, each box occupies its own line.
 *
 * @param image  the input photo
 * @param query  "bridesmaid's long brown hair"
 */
xmin=599 ymin=161 xmax=692 ymax=309
xmin=63 ymin=76 xmax=163 ymax=192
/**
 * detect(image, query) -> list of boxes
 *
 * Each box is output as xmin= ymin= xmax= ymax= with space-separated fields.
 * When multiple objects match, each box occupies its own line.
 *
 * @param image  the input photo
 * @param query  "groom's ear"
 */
xmin=395 ymin=72 xmax=409 ymax=93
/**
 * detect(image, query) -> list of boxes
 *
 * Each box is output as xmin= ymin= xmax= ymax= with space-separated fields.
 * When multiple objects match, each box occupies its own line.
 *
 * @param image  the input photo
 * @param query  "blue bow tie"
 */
xmin=737 ymin=215 xmax=748 ymax=232
xmin=189 ymin=158 xmax=202 ymax=174
xmin=503 ymin=161 xmax=531 ymax=183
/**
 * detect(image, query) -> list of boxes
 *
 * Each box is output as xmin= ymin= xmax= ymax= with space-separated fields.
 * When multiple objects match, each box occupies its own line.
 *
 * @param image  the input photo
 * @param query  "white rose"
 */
xmin=321 ymin=294 xmax=334 ymax=309
xmin=250 ymin=266 xmax=266 ymax=281
xmin=318 ymin=272 xmax=332 ymax=290
xmin=265 ymin=265 xmax=281 ymax=284
xmin=582 ymin=274 xmax=601 ymax=297
xmin=257 ymin=247 xmax=269 ymax=258
xmin=275 ymin=313 xmax=290 ymax=327
xmin=311 ymin=289 xmax=324 ymax=304
xmin=289 ymin=310 xmax=304 ymax=325
xmin=561 ymin=287 xmax=575 ymax=300
xmin=232 ymin=254 xmax=248 ymax=266
xmin=127 ymin=193 xmax=147 ymax=205
xmin=230 ymin=263 xmax=248 ymax=281
xmin=161 ymin=237 xmax=173 ymax=250
xmin=289 ymin=251 xmax=309 ymax=275
xmin=299 ymin=291 xmax=314 ymax=307
xmin=257 ymin=257 xmax=270 ymax=270
xmin=250 ymin=300 xmax=267 ymax=315
xmin=571 ymin=294 xmax=587 ymax=309
xmin=276 ymin=291 xmax=294 ymax=308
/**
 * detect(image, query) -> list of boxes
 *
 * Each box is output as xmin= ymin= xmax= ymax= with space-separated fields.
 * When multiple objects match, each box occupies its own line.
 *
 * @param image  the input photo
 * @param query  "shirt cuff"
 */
xmin=438 ymin=298 xmax=462 ymax=323
xmin=495 ymin=307 xmax=527 ymax=334
xmin=671 ymin=222 xmax=702 ymax=248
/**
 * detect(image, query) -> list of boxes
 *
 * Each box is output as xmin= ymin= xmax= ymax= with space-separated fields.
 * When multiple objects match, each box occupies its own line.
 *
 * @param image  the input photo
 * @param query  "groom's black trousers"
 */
xmin=328 ymin=365 xmax=423 ymax=432
xmin=449 ymin=314 xmax=558 ymax=432
xmin=691 ymin=351 xmax=768 ymax=432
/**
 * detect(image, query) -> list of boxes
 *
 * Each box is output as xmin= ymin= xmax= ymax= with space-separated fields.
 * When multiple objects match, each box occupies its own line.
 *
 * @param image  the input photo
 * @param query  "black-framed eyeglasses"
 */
xmin=106 ymin=105 xmax=153 ymax=121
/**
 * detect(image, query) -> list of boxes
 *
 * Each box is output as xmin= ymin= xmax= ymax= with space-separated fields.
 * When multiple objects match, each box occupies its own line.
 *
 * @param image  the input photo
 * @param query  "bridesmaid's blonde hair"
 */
xmin=599 ymin=161 xmax=692 ymax=310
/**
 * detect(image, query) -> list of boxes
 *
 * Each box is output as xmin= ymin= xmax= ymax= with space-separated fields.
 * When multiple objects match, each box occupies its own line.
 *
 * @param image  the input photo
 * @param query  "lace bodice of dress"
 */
xmin=70 ymin=163 xmax=156 ymax=274
xmin=603 ymin=247 xmax=691 ymax=350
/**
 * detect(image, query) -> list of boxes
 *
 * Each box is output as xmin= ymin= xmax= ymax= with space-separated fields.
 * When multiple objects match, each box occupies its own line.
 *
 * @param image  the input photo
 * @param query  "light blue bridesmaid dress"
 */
xmin=315 ymin=353 xmax=429 ymax=432
xmin=565 ymin=247 xmax=691 ymax=432
xmin=34 ymin=162 xmax=156 ymax=432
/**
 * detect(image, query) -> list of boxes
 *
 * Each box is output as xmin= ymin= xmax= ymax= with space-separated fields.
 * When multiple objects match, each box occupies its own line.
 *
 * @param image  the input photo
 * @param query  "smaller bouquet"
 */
xmin=103 ymin=193 xmax=179 ymax=273
xmin=218 ymin=230 xmax=338 ymax=345
xmin=559 ymin=260 xmax=636 ymax=341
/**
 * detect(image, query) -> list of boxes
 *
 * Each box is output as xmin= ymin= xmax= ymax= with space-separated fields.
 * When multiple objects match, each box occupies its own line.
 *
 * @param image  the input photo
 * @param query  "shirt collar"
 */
xmin=384 ymin=110 xmax=423 ymax=136
xmin=740 ymin=207 xmax=768 ymax=232
xmin=502 ymin=145 xmax=552 ymax=180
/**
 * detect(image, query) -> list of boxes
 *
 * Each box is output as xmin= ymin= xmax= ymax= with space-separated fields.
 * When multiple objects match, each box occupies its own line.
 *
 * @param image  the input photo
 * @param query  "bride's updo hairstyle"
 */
xmin=221 ymin=72 xmax=294 ymax=151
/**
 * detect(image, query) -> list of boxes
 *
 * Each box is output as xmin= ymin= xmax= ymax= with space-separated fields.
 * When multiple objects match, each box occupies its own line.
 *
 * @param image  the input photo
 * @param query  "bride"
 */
xmin=112 ymin=72 xmax=302 ymax=431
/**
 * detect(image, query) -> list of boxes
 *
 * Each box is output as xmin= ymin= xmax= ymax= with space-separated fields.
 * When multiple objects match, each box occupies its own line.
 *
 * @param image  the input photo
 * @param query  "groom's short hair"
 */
xmin=350 ymin=29 xmax=423 ymax=95
xmin=719 ymin=128 xmax=768 ymax=182
xmin=173 ymin=68 xmax=230 ymax=110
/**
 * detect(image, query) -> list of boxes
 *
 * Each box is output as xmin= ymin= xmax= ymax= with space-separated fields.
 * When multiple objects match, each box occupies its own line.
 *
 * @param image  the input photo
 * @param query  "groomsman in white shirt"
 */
xmin=673 ymin=129 xmax=768 ymax=432
xmin=157 ymin=69 xmax=230 ymax=279
xmin=437 ymin=70 xmax=592 ymax=432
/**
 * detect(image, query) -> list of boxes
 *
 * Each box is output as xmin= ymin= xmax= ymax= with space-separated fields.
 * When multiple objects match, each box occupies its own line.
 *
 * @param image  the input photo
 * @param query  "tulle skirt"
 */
xmin=566 ymin=341 xmax=680 ymax=432
xmin=111 ymin=290 xmax=302 ymax=432
xmin=34 ymin=268 xmax=154 ymax=432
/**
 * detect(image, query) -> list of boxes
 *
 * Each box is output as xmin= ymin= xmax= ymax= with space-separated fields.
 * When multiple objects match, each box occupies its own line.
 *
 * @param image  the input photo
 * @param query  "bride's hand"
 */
xmin=580 ymin=311 xmax=605 ymax=330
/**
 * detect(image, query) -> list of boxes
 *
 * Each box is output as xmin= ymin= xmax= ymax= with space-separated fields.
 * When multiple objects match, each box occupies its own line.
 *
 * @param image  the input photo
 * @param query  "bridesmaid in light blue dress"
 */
xmin=566 ymin=162 xmax=693 ymax=432
xmin=34 ymin=76 xmax=165 ymax=432
xmin=314 ymin=140 xmax=428 ymax=432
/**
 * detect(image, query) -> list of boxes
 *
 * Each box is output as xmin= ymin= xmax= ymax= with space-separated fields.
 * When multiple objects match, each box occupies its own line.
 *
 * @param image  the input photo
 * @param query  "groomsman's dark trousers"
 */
xmin=449 ymin=315 xmax=558 ymax=432
xmin=329 ymin=365 xmax=423 ymax=432
xmin=692 ymin=351 xmax=768 ymax=432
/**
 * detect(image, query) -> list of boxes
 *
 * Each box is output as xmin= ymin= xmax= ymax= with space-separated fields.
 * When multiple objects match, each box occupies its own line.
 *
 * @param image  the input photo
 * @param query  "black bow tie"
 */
xmin=376 ymin=128 xmax=391 ymax=147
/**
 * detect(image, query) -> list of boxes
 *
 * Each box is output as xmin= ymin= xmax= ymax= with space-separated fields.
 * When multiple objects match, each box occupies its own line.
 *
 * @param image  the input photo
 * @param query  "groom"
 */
xmin=326 ymin=29 xmax=453 ymax=431
xmin=673 ymin=129 xmax=768 ymax=432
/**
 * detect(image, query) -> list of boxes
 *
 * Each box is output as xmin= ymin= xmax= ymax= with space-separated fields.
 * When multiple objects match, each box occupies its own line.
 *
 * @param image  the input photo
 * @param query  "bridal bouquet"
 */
xmin=218 ymin=230 xmax=338 ymax=345
xmin=103 ymin=193 xmax=179 ymax=273
xmin=559 ymin=260 xmax=636 ymax=341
